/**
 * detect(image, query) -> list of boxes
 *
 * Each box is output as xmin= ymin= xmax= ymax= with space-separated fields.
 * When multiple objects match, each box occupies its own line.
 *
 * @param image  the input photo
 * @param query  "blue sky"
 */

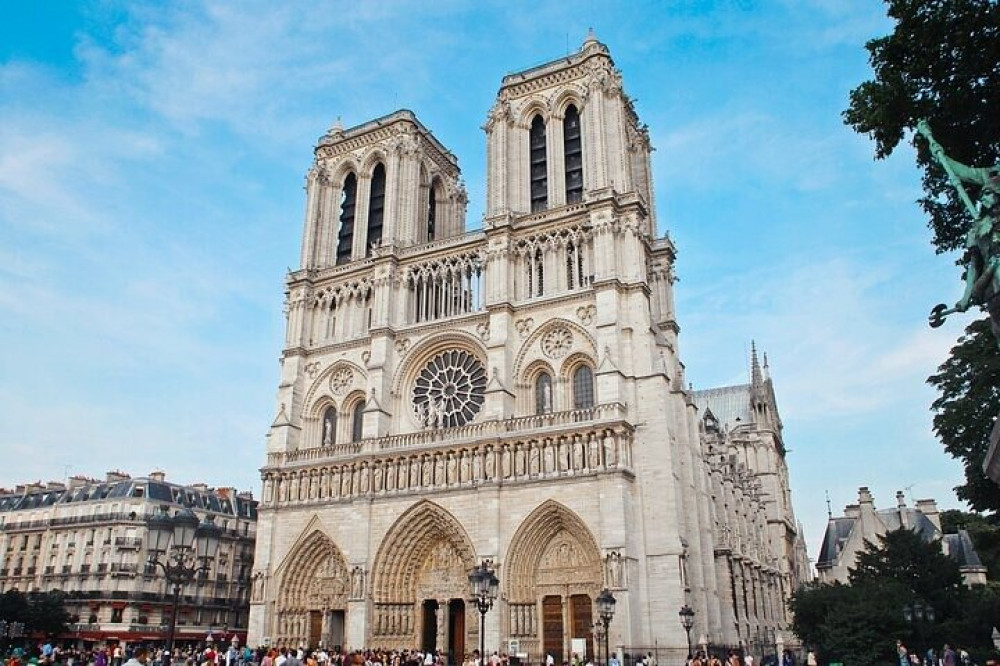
xmin=0 ymin=1 xmax=979 ymax=560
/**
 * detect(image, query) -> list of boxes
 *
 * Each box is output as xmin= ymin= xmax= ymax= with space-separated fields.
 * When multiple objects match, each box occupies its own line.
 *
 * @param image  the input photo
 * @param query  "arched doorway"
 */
xmin=372 ymin=501 xmax=476 ymax=660
xmin=276 ymin=530 xmax=350 ymax=649
xmin=505 ymin=501 xmax=603 ymax=663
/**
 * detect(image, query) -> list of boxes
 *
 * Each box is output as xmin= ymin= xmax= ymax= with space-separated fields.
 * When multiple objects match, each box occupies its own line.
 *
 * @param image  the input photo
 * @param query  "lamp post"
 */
xmin=596 ymin=589 xmax=616 ymax=666
xmin=902 ymin=601 xmax=935 ymax=657
xmin=146 ymin=507 xmax=222 ymax=666
xmin=468 ymin=561 xmax=499 ymax=666
xmin=678 ymin=605 xmax=695 ymax=661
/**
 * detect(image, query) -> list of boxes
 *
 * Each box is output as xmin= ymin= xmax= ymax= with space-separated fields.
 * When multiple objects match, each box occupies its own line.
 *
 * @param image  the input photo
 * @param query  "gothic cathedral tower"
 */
xmin=249 ymin=33 xmax=804 ymax=659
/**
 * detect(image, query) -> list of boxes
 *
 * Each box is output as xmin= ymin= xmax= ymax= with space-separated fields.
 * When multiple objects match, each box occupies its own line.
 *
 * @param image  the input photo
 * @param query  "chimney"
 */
xmin=844 ymin=503 xmax=861 ymax=519
xmin=896 ymin=491 xmax=906 ymax=508
xmin=191 ymin=483 xmax=208 ymax=492
xmin=23 ymin=482 xmax=43 ymax=493
xmin=106 ymin=470 xmax=131 ymax=483
xmin=858 ymin=487 xmax=874 ymax=505
xmin=148 ymin=471 xmax=166 ymax=483
xmin=46 ymin=481 xmax=66 ymax=491
xmin=67 ymin=475 xmax=90 ymax=489
xmin=915 ymin=499 xmax=941 ymax=532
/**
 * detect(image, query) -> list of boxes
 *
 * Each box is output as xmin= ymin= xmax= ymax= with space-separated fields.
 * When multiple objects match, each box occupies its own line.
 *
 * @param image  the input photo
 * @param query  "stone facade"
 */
xmin=0 ymin=471 xmax=257 ymax=646
xmin=249 ymin=33 xmax=808 ymax=659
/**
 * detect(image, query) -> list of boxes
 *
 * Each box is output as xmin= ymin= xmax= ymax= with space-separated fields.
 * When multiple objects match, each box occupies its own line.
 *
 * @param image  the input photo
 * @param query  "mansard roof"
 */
xmin=0 ymin=473 xmax=257 ymax=519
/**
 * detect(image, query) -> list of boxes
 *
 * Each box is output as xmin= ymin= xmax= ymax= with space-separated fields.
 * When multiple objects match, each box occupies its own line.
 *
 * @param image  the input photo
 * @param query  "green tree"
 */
xmin=790 ymin=528 xmax=1000 ymax=660
xmin=844 ymin=0 xmax=1000 ymax=253
xmin=928 ymin=318 xmax=1000 ymax=514
xmin=0 ymin=589 xmax=28 ymax=624
xmin=941 ymin=508 xmax=1000 ymax=577
xmin=24 ymin=590 xmax=70 ymax=637
xmin=850 ymin=528 xmax=962 ymax=598
xmin=845 ymin=0 xmax=1000 ymax=513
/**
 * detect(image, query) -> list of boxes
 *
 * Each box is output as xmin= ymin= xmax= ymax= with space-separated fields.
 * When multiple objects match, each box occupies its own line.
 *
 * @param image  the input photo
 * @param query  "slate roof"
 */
xmin=0 ymin=477 xmax=256 ymax=519
xmin=815 ymin=505 xmax=982 ymax=572
xmin=817 ymin=517 xmax=856 ymax=568
xmin=693 ymin=384 xmax=753 ymax=429
xmin=943 ymin=530 xmax=984 ymax=568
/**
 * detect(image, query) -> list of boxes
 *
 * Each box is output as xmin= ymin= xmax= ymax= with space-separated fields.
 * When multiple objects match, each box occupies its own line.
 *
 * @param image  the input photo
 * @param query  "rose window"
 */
xmin=412 ymin=350 xmax=487 ymax=428
xmin=541 ymin=326 xmax=574 ymax=359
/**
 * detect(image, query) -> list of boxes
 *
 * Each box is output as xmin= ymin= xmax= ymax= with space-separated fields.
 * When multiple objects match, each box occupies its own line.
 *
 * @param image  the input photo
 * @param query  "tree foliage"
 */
xmin=844 ymin=0 xmax=1000 ymax=253
xmin=790 ymin=529 xmax=1000 ymax=662
xmin=849 ymin=528 xmax=962 ymax=597
xmin=941 ymin=509 xmax=1000 ymax=577
xmin=0 ymin=589 xmax=70 ymax=638
xmin=928 ymin=318 xmax=1000 ymax=514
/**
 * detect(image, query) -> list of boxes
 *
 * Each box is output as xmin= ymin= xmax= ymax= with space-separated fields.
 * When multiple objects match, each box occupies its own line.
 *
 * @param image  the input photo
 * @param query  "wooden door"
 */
xmin=570 ymin=595 xmax=594 ymax=659
xmin=309 ymin=610 xmax=322 ymax=647
xmin=542 ymin=595 xmax=564 ymax=664
xmin=449 ymin=599 xmax=465 ymax=665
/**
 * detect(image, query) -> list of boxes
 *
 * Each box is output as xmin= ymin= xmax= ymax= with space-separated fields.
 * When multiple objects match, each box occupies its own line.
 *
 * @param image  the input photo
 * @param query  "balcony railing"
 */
xmin=268 ymin=402 xmax=629 ymax=466
xmin=114 ymin=537 xmax=143 ymax=548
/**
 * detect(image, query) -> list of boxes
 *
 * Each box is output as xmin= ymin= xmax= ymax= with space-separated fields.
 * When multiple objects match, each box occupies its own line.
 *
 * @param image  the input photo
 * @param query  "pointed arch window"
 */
xmin=529 ymin=115 xmax=548 ymax=212
xmin=322 ymin=406 xmax=337 ymax=447
xmin=563 ymin=105 xmax=583 ymax=203
xmin=572 ymin=365 xmax=594 ymax=410
xmin=535 ymin=372 xmax=553 ymax=415
xmin=367 ymin=163 xmax=386 ymax=254
xmin=336 ymin=173 xmax=357 ymax=265
xmin=427 ymin=182 xmax=437 ymax=241
xmin=351 ymin=401 xmax=365 ymax=442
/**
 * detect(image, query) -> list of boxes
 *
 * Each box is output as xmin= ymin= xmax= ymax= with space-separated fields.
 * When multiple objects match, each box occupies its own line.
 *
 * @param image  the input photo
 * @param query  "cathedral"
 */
xmin=248 ymin=33 xmax=810 ymax=661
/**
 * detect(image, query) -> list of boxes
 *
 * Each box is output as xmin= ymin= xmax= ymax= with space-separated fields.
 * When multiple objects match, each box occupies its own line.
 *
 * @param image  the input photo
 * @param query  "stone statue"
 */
xmin=918 ymin=120 xmax=1000 ymax=345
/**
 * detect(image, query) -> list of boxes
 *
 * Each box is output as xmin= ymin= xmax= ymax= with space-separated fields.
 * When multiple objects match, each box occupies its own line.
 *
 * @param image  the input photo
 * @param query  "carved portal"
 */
xmin=371 ymin=501 xmax=478 ymax=649
xmin=275 ymin=530 xmax=351 ymax=648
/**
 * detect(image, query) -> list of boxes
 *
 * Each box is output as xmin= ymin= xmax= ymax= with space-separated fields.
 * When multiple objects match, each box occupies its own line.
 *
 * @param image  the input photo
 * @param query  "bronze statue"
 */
xmin=918 ymin=120 xmax=1000 ymax=345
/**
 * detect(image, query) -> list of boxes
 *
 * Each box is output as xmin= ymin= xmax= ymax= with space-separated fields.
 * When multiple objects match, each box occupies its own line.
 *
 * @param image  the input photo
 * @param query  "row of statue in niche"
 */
xmin=264 ymin=428 xmax=633 ymax=505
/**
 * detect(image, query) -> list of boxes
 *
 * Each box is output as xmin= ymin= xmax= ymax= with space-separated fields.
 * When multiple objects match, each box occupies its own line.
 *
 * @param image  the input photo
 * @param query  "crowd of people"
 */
xmin=1 ymin=645 xmax=525 ymax=666
xmin=896 ymin=641 xmax=977 ymax=666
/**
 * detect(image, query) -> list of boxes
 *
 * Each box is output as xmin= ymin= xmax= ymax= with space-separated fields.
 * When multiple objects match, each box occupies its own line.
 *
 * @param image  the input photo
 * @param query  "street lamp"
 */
xmin=596 ymin=589 xmax=616 ymax=666
xmin=678 ymin=605 xmax=695 ymax=660
xmin=902 ymin=601 xmax=935 ymax=656
xmin=147 ymin=507 xmax=222 ymax=666
xmin=468 ymin=561 xmax=499 ymax=666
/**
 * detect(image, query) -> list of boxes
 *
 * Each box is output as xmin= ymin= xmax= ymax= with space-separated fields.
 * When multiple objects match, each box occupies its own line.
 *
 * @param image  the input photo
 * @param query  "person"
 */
xmin=124 ymin=649 xmax=149 ymax=666
xmin=897 ymin=641 xmax=909 ymax=666
xmin=805 ymin=651 xmax=816 ymax=666
xmin=545 ymin=654 xmax=554 ymax=666
xmin=943 ymin=645 xmax=957 ymax=666
xmin=708 ymin=654 xmax=722 ymax=666
xmin=745 ymin=655 xmax=754 ymax=666
xmin=608 ymin=655 xmax=619 ymax=666
xmin=275 ymin=650 xmax=287 ymax=666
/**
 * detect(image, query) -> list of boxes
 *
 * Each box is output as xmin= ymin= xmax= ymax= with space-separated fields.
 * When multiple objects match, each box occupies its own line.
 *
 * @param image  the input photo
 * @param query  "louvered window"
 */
xmin=564 ymin=105 xmax=583 ymax=203
xmin=530 ymin=116 xmax=548 ymax=212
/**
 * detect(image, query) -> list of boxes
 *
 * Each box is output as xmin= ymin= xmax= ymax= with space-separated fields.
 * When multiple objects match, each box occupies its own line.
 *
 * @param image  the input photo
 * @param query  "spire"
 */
xmin=583 ymin=27 xmax=598 ymax=46
xmin=750 ymin=340 xmax=763 ymax=387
